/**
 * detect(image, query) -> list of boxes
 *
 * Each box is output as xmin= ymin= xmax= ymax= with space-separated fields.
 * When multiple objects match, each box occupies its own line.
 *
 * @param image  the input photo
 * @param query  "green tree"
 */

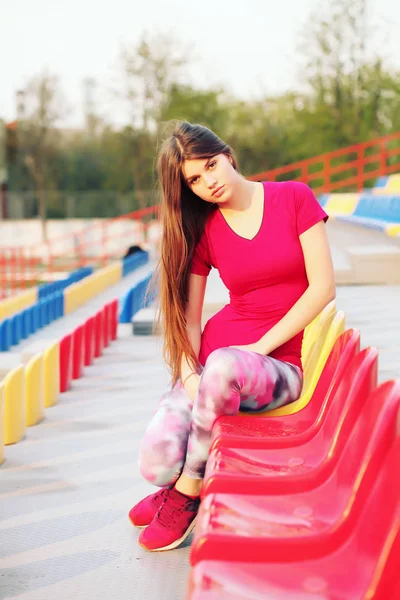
xmin=16 ymin=71 xmax=68 ymax=239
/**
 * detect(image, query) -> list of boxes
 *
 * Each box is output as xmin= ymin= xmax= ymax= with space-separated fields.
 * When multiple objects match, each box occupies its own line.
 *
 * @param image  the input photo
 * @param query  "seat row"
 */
xmin=319 ymin=190 xmax=400 ymax=237
xmin=0 ymin=268 xmax=95 ymax=351
xmin=119 ymin=273 xmax=153 ymax=324
xmin=0 ymin=298 xmax=118 ymax=464
xmin=186 ymin=304 xmax=400 ymax=599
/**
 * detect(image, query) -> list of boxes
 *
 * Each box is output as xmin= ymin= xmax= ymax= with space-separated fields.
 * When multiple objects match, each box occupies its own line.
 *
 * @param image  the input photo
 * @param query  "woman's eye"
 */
xmin=209 ymin=161 xmax=216 ymax=169
xmin=191 ymin=177 xmax=199 ymax=185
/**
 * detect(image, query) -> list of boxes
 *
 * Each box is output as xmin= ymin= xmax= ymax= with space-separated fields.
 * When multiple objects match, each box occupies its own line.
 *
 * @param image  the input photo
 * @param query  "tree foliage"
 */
xmin=7 ymin=0 xmax=400 ymax=222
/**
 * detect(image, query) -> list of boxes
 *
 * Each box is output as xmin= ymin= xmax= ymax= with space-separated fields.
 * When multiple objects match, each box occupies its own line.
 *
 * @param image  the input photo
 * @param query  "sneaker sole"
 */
xmin=138 ymin=516 xmax=198 ymax=552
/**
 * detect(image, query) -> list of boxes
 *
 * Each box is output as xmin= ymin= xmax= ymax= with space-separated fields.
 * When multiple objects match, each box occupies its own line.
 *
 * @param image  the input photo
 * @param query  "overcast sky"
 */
xmin=1 ymin=0 xmax=399 ymax=127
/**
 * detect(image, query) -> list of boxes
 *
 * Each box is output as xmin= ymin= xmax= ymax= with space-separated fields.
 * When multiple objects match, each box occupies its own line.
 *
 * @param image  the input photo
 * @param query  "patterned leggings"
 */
xmin=138 ymin=347 xmax=303 ymax=486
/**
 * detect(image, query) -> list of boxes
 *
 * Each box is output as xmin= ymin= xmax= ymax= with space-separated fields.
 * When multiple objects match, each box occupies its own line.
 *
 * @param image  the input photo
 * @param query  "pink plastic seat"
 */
xmin=187 ymin=437 xmax=400 ymax=600
xmin=191 ymin=380 xmax=400 ymax=565
xmin=211 ymin=329 xmax=360 ymax=452
xmin=94 ymin=310 xmax=104 ymax=358
xmin=109 ymin=298 xmax=118 ymax=341
xmin=72 ymin=324 xmax=85 ymax=379
xmin=84 ymin=316 xmax=95 ymax=366
xmin=103 ymin=304 xmax=111 ymax=347
xmin=59 ymin=333 xmax=73 ymax=393
xmin=202 ymin=347 xmax=378 ymax=497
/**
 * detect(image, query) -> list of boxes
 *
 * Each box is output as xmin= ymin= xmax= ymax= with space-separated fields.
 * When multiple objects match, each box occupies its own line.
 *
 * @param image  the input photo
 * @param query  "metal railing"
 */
xmin=2 ymin=130 xmax=400 ymax=299
xmin=248 ymin=131 xmax=400 ymax=193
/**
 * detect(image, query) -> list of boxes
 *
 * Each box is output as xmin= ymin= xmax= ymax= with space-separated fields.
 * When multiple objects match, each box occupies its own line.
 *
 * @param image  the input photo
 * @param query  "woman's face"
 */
xmin=182 ymin=154 xmax=238 ymax=204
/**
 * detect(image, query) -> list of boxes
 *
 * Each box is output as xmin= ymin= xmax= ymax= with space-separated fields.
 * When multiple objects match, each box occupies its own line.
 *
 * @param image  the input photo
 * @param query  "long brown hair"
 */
xmin=152 ymin=121 xmax=238 ymax=385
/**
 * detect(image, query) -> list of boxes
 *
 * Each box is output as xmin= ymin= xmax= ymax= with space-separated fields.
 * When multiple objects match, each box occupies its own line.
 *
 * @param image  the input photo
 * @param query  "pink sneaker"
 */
xmin=128 ymin=488 xmax=169 ymax=528
xmin=138 ymin=488 xmax=200 ymax=551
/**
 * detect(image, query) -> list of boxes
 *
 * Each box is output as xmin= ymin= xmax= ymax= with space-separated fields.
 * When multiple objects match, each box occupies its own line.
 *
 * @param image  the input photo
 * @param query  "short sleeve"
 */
xmin=191 ymin=230 xmax=212 ymax=276
xmin=294 ymin=182 xmax=329 ymax=236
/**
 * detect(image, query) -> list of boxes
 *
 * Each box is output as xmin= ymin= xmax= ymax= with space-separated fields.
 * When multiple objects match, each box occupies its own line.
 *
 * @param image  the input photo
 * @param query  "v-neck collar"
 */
xmin=217 ymin=182 xmax=266 ymax=241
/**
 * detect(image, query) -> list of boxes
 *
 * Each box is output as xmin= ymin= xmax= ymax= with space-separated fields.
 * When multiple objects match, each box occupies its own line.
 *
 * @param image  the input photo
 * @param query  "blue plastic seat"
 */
xmin=354 ymin=194 xmax=400 ymax=223
xmin=11 ymin=314 xmax=22 ymax=346
xmin=0 ymin=319 xmax=12 ymax=351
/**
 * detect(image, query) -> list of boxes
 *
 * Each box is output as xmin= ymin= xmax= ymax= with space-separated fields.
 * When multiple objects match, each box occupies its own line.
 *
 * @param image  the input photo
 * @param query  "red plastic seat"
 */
xmin=109 ymin=298 xmax=118 ymax=341
xmin=103 ymin=304 xmax=111 ymax=348
xmin=191 ymin=380 xmax=400 ymax=565
xmin=187 ymin=437 xmax=400 ymax=600
xmin=72 ymin=324 xmax=85 ymax=379
xmin=202 ymin=347 xmax=378 ymax=497
xmin=94 ymin=310 xmax=104 ymax=358
xmin=84 ymin=316 xmax=95 ymax=366
xmin=59 ymin=333 xmax=73 ymax=393
xmin=211 ymin=329 xmax=360 ymax=452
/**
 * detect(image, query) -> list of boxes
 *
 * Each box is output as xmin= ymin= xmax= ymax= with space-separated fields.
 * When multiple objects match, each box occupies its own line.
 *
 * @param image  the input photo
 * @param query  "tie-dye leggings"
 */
xmin=138 ymin=347 xmax=303 ymax=486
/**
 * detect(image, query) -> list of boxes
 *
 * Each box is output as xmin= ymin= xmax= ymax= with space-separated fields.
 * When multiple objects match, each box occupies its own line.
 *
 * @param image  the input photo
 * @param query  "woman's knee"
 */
xmin=203 ymin=347 xmax=239 ymax=379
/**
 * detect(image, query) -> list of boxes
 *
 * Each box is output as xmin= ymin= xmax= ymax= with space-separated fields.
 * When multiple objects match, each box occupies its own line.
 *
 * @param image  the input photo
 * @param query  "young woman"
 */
xmin=129 ymin=121 xmax=335 ymax=552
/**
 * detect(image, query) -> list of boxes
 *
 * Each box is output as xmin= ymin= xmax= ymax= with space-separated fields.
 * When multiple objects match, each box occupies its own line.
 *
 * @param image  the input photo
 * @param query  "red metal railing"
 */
xmin=248 ymin=131 xmax=400 ymax=193
xmin=1 ymin=131 xmax=400 ymax=299
xmin=0 ymin=205 xmax=159 ymax=299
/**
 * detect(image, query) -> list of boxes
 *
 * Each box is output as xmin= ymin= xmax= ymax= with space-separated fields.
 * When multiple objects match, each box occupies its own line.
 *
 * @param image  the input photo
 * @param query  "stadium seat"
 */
xmin=72 ymin=324 xmax=85 ymax=379
xmin=103 ymin=303 xmax=111 ymax=347
xmin=59 ymin=333 xmax=73 ymax=393
xmin=191 ymin=380 xmax=400 ymax=565
xmin=187 ymin=437 xmax=400 ymax=600
xmin=248 ymin=310 xmax=346 ymax=418
xmin=25 ymin=353 xmax=45 ymax=427
xmin=94 ymin=310 xmax=104 ymax=358
xmin=43 ymin=341 xmax=60 ymax=407
xmin=210 ymin=329 xmax=360 ymax=452
xmin=301 ymin=300 xmax=336 ymax=370
xmin=84 ymin=316 xmax=95 ymax=366
xmin=3 ymin=365 xmax=26 ymax=445
xmin=109 ymin=299 xmax=118 ymax=340
xmin=202 ymin=347 xmax=378 ymax=497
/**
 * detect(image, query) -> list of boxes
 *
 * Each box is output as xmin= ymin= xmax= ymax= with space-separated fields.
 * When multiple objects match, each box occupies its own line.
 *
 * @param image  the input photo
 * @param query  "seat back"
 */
xmin=352 ymin=436 xmax=400 ymax=599
xmin=25 ymin=353 xmax=45 ymax=427
xmin=303 ymin=305 xmax=338 ymax=382
xmin=3 ymin=365 xmax=26 ymax=445
xmin=321 ymin=347 xmax=378 ymax=456
xmin=43 ymin=341 xmax=60 ymax=408
xmin=303 ymin=311 xmax=346 ymax=396
xmin=335 ymin=380 xmax=400 ymax=515
xmin=269 ymin=329 xmax=361 ymax=426
xmin=59 ymin=333 xmax=73 ymax=393
xmin=304 ymin=328 xmax=361 ymax=424
xmin=269 ymin=311 xmax=346 ymax=417
xmin=72 ymin=324 xmax=85 ymax=380
xmin=302 ymin=300 xmax=336 ymax=369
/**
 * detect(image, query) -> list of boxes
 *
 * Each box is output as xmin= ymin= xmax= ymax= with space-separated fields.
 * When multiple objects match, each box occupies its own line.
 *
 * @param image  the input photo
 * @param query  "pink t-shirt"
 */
xmin=190 ymin=181 xmax=329 ymax=371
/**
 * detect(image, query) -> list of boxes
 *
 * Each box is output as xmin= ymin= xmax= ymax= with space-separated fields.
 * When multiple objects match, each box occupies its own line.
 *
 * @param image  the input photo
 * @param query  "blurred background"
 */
xmin=1 ymin=0 xmax=399 ymax=222
xmin=1 ymin=4 xmax=400 ymax=599
xmin=0 ymin=0 xmax=400 ymax=296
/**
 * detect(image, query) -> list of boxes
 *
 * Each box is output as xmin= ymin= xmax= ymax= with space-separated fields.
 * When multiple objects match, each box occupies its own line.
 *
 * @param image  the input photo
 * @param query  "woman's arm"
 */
xmin=181 ymin=273 xmax=207 ymax=398
xmin=257 ymin=221 xmax=335 ymax=355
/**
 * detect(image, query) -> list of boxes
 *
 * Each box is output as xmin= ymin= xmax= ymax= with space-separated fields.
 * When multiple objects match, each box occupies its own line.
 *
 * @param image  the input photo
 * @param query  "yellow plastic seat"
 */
xmin=267 ymin=310 xmax=345 ymax=417
xmin=43 ymin=341 xmax=60 ymax=408
xmin=302 ymin=300 xmax=336 ymax=372
xmin=25 ymin=353 xmax=45 ymax=427
xmin=0 ymin=383 xmax=4 ymax=464
xmin=22 ymin=340 xmax=60 ymax=408
xmin=3 ymin=365 xmax=26 ymax=445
